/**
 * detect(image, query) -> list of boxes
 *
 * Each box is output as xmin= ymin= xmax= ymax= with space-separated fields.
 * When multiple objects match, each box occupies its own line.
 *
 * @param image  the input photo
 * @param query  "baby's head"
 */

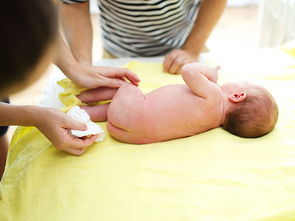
xmin=221 ymin=81 xmax=278 ymax=138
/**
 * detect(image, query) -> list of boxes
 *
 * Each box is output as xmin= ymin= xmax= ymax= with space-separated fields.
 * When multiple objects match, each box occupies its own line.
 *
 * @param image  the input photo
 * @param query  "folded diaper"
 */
xmin=66 ymin=106 xmax=105 ymax=142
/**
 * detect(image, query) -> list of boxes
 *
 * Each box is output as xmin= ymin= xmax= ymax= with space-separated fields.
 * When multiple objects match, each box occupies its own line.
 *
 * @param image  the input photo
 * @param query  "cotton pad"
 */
xmin=66 ymin=106 xmax=105 ymax=142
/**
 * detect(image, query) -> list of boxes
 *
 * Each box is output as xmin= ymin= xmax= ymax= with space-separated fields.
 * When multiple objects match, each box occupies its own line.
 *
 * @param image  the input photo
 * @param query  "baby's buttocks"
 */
xmin=107 ymin=83 xmax=148 ymax=131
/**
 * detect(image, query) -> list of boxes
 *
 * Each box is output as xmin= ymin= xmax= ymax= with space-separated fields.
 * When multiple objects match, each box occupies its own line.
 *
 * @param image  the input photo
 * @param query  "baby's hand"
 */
xmin=35 ymin=108 xmax=97 ymax=155
xmin=209 ymin=66 xmax=220 ymax=84
xmin=182 ymin=63 xmax=220 ymax=84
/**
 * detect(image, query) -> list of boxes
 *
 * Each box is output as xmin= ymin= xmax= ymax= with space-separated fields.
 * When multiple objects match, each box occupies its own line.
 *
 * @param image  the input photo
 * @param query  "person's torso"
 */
xmin=98 ymin=0 xmax=200 ymax=57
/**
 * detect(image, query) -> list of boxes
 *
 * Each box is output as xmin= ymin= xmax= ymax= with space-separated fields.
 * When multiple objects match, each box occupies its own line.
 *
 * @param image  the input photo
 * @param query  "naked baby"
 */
xmin=77 ymin=63 xmax=278 ymax=144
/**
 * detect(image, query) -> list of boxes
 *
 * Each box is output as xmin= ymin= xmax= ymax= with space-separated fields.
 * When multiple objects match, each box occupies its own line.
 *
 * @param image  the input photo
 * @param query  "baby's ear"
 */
xmin=228 ymin=92 xmax=247 ymax=103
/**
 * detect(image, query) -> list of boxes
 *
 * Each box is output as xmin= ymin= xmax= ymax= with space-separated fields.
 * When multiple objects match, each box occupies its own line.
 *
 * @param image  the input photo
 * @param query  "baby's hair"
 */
xmin=222 ymin=87 xmax=278 ymax=138
xmin=0 ymin=0 xmax=58 ymax=95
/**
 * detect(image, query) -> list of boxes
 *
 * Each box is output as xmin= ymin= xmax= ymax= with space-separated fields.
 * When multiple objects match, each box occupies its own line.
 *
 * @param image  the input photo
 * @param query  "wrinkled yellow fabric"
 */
xmin=58 ymin=78 xmax=85 ymax=109
xmin=58 ymin=78 xmax=110 ymax=112
xmin=1 ymin=44 xmax=295 ymax=221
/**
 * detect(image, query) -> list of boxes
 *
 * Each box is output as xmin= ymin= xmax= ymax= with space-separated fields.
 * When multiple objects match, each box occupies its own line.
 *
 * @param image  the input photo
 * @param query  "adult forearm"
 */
xmin=0 ymin=104 xmax=44 ymax=127
xmin=183 ymin=0 xmax=227 ymax=55
xmin=60 ymin=2 xmax=93 ymax=65
xmin=55 ymin=36 xmax=81 ymax=80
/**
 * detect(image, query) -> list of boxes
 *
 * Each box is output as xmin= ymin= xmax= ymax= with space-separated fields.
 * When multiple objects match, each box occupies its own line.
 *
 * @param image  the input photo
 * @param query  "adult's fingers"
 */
xmin=176 ymin=58 xmax=193 ymax=74
xmin=169 ymin=56 xmax=185 ymax=74
xmin=62 ymin=115 xmax=87 ymax=131
xmin=120 ymin=70 xmax=140 ymax=86
xmin=62 ymin=132 xmax=97 ymax=149
xmin=97 ymin=75 xmax=127 ymax=88
xmin=105 ymin=68 xmax=140 ymax=86
xmin=60 ymin=146 xmax=87 ymax=156
xmin=163 ymin=52 xmax=176 ymax=73
xmin=59 ymin=136 xmax=98 ymax=155
xmin=117 ymin=76 xmax=127 ymax=82
xmin=78 ymin=87 xmax=117 ymax=103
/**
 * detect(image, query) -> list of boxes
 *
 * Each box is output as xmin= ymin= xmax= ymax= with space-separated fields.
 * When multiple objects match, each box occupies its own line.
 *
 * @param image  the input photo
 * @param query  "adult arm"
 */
xmin=60 ymin=1 xmax=92 ymax=65
xmin=55 ymin=1 xmax=140 ymax=88
xmin=163 ymin=0 xmax=227 ymax=74
xmin=0 ymin=103 xmax=97 ymax=155
xmin=56 ymin=36 xmax=140 ymax=88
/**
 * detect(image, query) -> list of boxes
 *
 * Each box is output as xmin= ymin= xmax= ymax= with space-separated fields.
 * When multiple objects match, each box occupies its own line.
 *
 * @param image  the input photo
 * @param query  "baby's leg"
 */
xmin=77 ymin=87 xmax=117 ymax=103
xmin=107 ymin=121 xmax=147 ymax=144
xmin=107 ymin=83 xmax=146 ymax=132
xmin=78 ymin=87 xmax=117 ymax=122
xmin=81 ymin=103 xmax=110 ymax=122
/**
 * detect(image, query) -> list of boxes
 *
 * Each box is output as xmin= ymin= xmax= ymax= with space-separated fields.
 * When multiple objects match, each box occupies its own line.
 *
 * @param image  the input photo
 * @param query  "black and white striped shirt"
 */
xmin=62 ymin=0 xmax=200 ymax=57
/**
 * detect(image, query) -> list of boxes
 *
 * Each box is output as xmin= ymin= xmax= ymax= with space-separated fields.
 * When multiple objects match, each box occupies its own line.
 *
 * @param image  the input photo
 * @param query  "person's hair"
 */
xmin=0 ymin=0 xmax=58 ymax=95
xmin=222 ymin=87 xmax=278 ymax=138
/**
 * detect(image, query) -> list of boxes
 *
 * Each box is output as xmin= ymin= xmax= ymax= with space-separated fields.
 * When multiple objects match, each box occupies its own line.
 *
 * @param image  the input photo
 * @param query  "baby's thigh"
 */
xmin=107 ymin=121 xmax=147 ymax=144
xmin=108 ymin=83 xmax=146 ymax=129
xmin=107 ymin=121 xmax=133 ymax=143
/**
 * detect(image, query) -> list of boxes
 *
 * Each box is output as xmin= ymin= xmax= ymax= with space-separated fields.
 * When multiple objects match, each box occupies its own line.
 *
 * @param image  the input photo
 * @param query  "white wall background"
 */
xmin=90 ymin=0 xmax=98 ymax=14
xmin=227 ymin=0 xmax=259 ymax=6
xmin=258 ymin=0 xmax=295 ymax=47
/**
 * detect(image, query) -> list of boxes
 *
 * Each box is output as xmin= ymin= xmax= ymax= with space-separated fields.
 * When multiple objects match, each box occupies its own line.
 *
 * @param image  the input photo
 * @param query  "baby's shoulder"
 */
xmin=202 ymin=83 xmax=223 ymax=104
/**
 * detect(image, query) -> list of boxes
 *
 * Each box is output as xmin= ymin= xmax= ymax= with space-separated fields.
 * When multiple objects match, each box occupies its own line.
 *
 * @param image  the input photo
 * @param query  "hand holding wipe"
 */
xmin=66 ymin=106 xmax=105 ymax=142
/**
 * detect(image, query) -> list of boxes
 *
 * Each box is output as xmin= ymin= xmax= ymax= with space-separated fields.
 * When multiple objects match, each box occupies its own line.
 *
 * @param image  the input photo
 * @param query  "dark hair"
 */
xmin=0 ymin=0 xmax=58 ymax=95
xmin=222 ymin=87 xmax=278 ymax=138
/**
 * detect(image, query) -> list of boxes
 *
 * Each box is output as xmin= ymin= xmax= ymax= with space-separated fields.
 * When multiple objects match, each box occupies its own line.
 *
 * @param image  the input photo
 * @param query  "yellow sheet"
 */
xmin=1 ymin=46 xmax=295 ymax=221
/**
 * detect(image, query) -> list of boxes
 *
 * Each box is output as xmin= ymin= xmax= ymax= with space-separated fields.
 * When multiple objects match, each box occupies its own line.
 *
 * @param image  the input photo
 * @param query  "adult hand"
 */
xmin=35 ymin=108 xmax=97 ymax=156
xmin=68 ymin=64 xmax=140 ymax=89
xmin=163 ymin=49 xmax=199 ymax=74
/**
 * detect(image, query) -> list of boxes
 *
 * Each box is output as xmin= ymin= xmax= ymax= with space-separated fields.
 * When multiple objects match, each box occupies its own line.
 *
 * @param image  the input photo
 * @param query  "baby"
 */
xmin=78 ymin=63 xmax=278 ymax=144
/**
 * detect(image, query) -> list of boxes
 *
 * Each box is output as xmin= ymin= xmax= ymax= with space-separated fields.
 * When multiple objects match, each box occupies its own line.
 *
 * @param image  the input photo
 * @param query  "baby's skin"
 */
xmin=79 ymin=63 xmax=225 ymax=144
xmin=79 ymin=63 xmax=273 ymax=144
xmin=107 ymin=84 xmax=223 ymax=144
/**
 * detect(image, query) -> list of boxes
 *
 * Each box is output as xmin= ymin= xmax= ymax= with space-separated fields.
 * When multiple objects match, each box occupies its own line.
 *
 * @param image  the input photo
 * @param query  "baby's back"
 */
xmin=107 ymin=83 xmax=222 ymax=144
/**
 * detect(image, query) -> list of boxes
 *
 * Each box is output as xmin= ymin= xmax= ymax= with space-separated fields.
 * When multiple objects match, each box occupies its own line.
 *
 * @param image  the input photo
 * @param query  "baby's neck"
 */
xmin=220 ymin=93 xmax=231 ymax=126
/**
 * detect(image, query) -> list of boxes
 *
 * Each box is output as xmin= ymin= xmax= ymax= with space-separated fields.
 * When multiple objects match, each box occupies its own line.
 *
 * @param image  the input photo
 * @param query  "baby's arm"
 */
xmin=181 ymin=63 xmax=220 ymax=99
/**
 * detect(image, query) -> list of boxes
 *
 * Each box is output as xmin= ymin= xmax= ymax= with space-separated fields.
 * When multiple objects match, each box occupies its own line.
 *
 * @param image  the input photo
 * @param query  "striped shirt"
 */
xmin=62 ymin=0 xmax=200 ymax=57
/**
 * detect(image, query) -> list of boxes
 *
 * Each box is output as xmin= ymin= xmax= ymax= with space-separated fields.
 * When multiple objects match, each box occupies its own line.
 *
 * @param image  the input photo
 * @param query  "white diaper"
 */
xmin=66 ymin=106 xmax=105 ymax=142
